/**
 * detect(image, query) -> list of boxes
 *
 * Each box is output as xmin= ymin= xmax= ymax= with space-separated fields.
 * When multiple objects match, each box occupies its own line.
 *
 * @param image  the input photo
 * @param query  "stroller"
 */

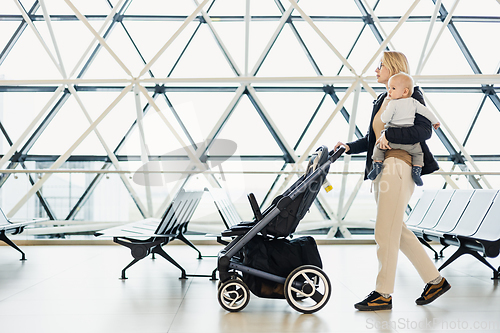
xmin=217 ymin=145 xmax=345 ymax=313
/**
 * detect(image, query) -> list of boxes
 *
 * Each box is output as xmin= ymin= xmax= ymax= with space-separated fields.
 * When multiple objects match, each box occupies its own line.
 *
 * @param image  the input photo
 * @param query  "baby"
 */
xmin=367 ymin=72 xmax=440 ymax=186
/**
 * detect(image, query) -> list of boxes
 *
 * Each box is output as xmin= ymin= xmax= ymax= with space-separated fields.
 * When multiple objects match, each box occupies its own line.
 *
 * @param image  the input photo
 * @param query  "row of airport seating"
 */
xmin=407 ymin=189 xmax=500 ymax=279
xmin=3 ymin=188 xmax=499 ymax=280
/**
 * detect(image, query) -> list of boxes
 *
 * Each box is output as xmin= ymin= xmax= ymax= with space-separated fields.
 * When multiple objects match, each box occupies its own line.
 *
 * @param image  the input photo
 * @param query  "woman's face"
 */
xmin=375 ymin=59 xmax=391 ymax=86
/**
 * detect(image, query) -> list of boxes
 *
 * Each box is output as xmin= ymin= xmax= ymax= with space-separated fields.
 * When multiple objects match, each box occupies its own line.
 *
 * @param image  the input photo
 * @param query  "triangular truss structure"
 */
xmin=0 ymin=0 xmax=499 ymax=237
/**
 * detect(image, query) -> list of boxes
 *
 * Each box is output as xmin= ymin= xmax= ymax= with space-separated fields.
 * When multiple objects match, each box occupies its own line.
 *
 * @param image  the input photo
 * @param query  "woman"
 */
xmin=334 ymin=51 xmax=450 ymax=311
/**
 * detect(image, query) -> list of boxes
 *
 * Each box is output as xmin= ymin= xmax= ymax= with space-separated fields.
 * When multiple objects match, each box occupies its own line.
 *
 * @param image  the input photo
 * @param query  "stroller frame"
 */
xmin=217 ymin=146 xmax=345 ymax=313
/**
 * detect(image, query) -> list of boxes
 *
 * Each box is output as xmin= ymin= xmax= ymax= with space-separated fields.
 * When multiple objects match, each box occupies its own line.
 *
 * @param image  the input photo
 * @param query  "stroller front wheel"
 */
xmin=218 ymin=279 xmax=250 ymax=312
xmin=284 ymin=265 xmax=331 ymax=314
xmin=217 ymin=273 xmax=243 ymax=291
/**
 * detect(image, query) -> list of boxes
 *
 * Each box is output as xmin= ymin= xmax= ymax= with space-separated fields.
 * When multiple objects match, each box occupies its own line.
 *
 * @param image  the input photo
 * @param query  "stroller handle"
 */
xmin=328 ymin=145 xmax=346 ymax=163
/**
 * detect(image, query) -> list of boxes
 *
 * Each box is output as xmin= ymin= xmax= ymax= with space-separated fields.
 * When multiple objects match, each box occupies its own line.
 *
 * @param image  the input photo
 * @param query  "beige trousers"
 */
xmin=373 ymin=157 xmax=440 ymax=294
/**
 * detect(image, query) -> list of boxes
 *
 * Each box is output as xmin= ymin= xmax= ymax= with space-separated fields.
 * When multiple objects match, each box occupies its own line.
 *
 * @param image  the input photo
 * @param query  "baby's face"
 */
xmin=387 ymin=78 xmax=407 ymax=99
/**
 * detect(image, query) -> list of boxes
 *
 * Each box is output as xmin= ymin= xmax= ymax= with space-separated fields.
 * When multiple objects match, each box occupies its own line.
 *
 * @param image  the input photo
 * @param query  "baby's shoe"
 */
xmin=367 ymin=162 xmax=383 ymax=180
xmin=412 ymin=166 xmax=423 ymax=186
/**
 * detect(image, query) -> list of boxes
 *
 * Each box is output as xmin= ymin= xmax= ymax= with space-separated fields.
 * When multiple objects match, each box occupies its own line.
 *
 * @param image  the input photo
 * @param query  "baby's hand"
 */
xmin=433 ymin=122 xmax=441 ymax=130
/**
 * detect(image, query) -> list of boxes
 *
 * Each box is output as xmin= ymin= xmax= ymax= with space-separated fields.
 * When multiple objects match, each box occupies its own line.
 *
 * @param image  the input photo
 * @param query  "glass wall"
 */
xmin=0 ymin=0 xmax=499 ymax=238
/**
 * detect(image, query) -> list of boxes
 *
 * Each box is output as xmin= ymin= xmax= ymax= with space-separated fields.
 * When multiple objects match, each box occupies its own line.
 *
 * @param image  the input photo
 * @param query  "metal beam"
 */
xmin=328 ymin=81 xmax=361 ymax=238
xmin=67 ymin=0 xmax=214 ymax=216
xmin=0 ymin=1 xmax=40 ymax=66
xmin=0 ymin=90 xmax=71 ymax=188
xmin=276 ymin=0 xmax=363 ymax=141
xmin=250 ymin=2 xmax=295 ymax=76
xmin=7 ymin=84 xmax=134 ymax=218
xmin=426 ymin=0 xmax=497 ymax=188
xmin=353 ymin=0 xmax=386 ymax=45
xmin=1 ymin=14 xmax=500 ymax=23
xmin=0 ymin=0 xmax=131 ymax=188
xmin=434 ymin=126 xmax=482 ymax=189
xmin=271 ymin=0 xmax=363 ymax=215
xmin=336 ymin=1 xmax=381 ymax=76
xmin=245 ymin=88 xmax=296 ymax=163
xmin=65 ymin=92 xmax=159 ymax=220
xmin=275 ymin=0 xmax=322 ymax=76
xmin=325 ymin=86 xmax=363 ymax=139
xmin=260 ymin=93 xmax=327 ymax=208
xmin=77 ymin=0 xmax=131 ymax=78
xmin=68 ymin=0 xmax=222 ymax=220
xmin=0 ymin=121 xmax=56 ymax=219
xmin=434 ymin=0 xmax=500 ymax=112
xmin=7 ymin=153 xmax=498 ymax=163
xmin=194 ymin=0 xmax=242 ymax=76
xmin=4 ymin=74 xmax=500 ymax=85
xmin=462 ymin=95 xmax=487 ymax=147
xmin=60 ymin=0 xmax=143 ymax=219
xmin=353 ymin=0 xmax=484 ymax=189
xmin=1 ymin=85 xmax=500 ymax=94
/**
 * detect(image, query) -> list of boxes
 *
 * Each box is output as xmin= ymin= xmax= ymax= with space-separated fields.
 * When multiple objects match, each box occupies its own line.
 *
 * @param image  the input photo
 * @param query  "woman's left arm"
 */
xmin=384 ymin=114 xmax=433 ymax=144
xmin=384 ymin=87 xmax=432 ymax=145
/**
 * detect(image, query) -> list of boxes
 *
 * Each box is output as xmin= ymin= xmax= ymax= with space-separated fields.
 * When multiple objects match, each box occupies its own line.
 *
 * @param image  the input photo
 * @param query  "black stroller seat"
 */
xmin=216 ymin=145 xmax=346 ymax=314
xmin=221 ymin=145 xmax=331 ymax=238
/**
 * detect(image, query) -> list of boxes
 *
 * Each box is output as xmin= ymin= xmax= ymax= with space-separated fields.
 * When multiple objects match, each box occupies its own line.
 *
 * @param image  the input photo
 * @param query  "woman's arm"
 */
xmin=346 ymin=133 xmax=369 ymax=154
xmin=384 ymin=87 xmax=432 ymax=144
xmin=385 ymin=113 xmax=433 ymax=144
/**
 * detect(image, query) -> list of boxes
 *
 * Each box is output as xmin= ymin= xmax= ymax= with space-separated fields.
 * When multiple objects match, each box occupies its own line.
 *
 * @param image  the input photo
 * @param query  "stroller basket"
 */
xmin=217 ymin=145 xmax=345 ymax=314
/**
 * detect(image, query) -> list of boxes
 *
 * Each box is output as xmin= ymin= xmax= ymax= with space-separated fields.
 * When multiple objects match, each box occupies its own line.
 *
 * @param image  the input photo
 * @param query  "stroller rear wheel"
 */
xmin=218 ymin=279 xmax=250 ymax=312
xmin=284 ymin=265 xmax=331 ymax=314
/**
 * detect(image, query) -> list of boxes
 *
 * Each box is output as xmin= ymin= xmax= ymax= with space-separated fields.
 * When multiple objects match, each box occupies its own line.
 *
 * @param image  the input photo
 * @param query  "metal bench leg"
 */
xmin=467 ymin=252 xmax=499 ymax=280
xmin=176 ymin=231 xmax=202 ymax=259
xmin=439 ymin=244 xmax=450 ymax=258
xmin=121 ymin=258 xmax=140 ymax=280
xmin=0 ymin=231 xmax=27 ymax=261
xmin=152 ymin=245 xmax=187 ymax=279
xmin=438 ymin=245 xmax=467 ymax=272
xmin=418 ymin=237 xmax=439 ymax=260
xmin=439 ymin=244 xmax=500 ymax=279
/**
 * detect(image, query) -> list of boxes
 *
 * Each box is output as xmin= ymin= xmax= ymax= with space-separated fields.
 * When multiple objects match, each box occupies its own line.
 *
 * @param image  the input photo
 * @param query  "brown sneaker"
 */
xmin=354 ymin=291 xmax=392 ymax=311
xmin=416 ymin=277 xmax=451 ymax=305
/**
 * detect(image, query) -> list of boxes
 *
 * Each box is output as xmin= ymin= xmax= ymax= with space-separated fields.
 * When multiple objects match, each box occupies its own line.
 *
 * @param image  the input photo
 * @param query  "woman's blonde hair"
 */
xmin=382 ymin=51 xmax=409 ymax=76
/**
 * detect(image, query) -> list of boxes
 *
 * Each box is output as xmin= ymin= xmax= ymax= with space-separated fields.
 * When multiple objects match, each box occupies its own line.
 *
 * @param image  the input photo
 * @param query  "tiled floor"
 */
xmin=1 ymin=242 xmax=499 ymax=332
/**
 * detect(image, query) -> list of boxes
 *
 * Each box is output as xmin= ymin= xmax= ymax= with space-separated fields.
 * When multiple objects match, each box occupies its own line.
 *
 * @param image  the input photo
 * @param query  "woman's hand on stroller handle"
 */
xmin=334 ymin=141 xmax=349 ymax=153
xmin=328 ymin=143 xmax=346 ymax=162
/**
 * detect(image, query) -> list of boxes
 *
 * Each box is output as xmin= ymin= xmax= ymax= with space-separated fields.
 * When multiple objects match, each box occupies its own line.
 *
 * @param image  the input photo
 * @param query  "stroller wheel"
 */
xmin=217 ymin=273 xmax=243 ymax=291
xmin=218 ymin=279 xmax=250 ymax=312
xmin=284 ymin=265 xmax=331 ymax=314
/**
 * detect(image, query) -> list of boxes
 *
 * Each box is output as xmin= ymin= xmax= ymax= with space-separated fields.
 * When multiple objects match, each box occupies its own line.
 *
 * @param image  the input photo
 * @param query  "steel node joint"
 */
xmin=11 ymin=151 xmax=25 ymax=163
xmin=113 ymin=13 xmax=123 ymax=23
xmin=362 ymin=14 xmax=374 ymax=25
xmin=452 ymin=152 xmax=466 ymax=165
xmin=322 ymin=85 xmax=335 ymax=95
xmin=481 ymin=84 xmax=495 ymax=95
xmin=154 ymin=84 xmax=166 ymax=94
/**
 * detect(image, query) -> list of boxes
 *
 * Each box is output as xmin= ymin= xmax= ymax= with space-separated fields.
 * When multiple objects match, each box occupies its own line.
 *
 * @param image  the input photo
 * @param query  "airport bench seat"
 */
xmin=0 ymin=208 xmax=46 ymax=260
xmin=95 ymin=189 xmax=214 ymax=279
xmin=407 ymin=189 xmax=500 ymax=279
